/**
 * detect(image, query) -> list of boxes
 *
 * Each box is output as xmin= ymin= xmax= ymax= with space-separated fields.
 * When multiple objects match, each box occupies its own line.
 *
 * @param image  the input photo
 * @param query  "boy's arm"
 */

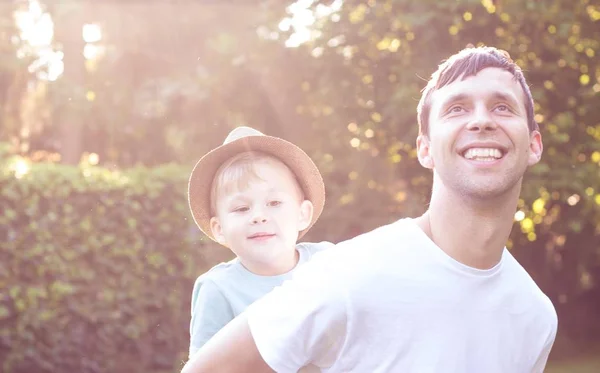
xmin=188 ymin=279 xmax=235 ymax=359
xmin=182 ymin=313 xmax=273 ymax=373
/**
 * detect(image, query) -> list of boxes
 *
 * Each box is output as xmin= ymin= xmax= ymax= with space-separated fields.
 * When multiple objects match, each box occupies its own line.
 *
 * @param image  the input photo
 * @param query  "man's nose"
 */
xmin=466 ymin=107 xmax=497 ymax=132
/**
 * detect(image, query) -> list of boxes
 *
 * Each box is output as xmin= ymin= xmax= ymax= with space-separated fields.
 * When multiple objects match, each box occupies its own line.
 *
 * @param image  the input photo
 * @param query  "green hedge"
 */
xmin=0 ymin=153 xmax=218 ymax=373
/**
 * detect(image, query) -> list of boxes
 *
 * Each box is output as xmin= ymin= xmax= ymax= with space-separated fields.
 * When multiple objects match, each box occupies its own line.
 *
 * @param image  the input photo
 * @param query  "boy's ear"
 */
xmin=416 ymin=135 xmax=434 ymax=169
xmin=298 ymin=200 xmax=314 ymax=232
xmin=210 ymin=217 xmax=227 ymax=245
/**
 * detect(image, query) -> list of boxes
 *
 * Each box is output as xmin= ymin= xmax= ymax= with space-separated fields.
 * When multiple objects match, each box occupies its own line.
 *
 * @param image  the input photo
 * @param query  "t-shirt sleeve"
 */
xmin=531 ymin=301 xmax=558 ymax=373
xmin=189 ymin=278 xmax=235 ymax=359
xmin=245 ymin=251 xmax=349 ymax=372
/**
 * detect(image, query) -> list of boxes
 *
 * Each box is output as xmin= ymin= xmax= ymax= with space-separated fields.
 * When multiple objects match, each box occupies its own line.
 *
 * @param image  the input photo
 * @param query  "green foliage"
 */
xmin=0 ymin=0 xmax=599 ymax=367
xmin=0 ymin=154 xmax=214 ymax=373
xmin=294 ymin=1 xmax=600 ymax=302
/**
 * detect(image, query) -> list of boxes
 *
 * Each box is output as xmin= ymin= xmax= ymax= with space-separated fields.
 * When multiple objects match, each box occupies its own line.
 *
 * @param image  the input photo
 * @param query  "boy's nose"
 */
xmin=251 ymin=211 xmax=268 ymax=224
xmin=252 ymin=216 xmax=267 ymax=224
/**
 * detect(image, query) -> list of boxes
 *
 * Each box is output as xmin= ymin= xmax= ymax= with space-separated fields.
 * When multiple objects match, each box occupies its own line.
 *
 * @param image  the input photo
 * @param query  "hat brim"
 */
xmin=188 ymin=135 xmax=325 ymax=242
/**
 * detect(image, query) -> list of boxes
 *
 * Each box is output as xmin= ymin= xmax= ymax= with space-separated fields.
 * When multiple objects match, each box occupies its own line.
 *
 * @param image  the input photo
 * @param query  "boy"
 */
xmin=186 ymin=126 xmax=333 ymax=359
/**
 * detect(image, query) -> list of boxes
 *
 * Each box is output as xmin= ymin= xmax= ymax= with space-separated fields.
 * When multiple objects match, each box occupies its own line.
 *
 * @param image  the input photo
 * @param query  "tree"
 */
xmin=48 ymin=2 xmax=89 ymax=165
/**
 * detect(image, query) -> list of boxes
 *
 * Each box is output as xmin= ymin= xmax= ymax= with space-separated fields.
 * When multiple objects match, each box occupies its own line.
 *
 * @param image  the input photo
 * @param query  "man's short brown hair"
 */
xmin=417 ymin=46 xmax=538 ymax=136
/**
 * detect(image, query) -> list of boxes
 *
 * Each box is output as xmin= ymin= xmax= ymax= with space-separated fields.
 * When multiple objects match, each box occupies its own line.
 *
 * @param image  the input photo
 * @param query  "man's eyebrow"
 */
xmin=439 ymin=93 xmax=469 ymax=109
xmin=491 ymin=91 xmax=519 ymax=105
xmin=440 ymin=91 xmax=519 ymax=108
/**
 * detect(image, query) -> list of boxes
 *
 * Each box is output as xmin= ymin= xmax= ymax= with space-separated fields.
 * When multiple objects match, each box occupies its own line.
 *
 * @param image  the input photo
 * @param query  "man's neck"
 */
xmin=415 ymin=182 xmax=520 ymax=270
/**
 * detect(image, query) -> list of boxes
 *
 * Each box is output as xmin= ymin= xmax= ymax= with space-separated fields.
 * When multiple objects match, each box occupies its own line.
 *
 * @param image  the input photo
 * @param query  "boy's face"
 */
xmin=210 ymin=158 xmax=313 ymax=272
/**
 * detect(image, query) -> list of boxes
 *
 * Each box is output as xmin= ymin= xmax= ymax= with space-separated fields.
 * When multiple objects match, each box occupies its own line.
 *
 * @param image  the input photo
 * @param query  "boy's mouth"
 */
xmin=248 ymin=233 xmax=276 ymax=240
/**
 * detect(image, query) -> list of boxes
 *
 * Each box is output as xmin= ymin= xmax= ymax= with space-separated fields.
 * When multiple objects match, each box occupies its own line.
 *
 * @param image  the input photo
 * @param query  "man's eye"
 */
xmin=495 ymin=104 xmax=509 ymax=112
xmin=449 ymin=106 xmax=464 ymax=113
xmin=268 ymin=201 xmax=282 ymax=207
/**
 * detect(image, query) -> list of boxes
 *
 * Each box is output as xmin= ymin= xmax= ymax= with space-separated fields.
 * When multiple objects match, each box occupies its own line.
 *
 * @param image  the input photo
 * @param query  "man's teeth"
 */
xmin=463 ymin=148 xmax=503 ymax=160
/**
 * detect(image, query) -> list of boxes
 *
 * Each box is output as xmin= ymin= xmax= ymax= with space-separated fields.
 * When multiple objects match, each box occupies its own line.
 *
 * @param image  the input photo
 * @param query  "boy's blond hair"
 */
xmin=188 ymin=126 xmax=325 ymax=241
xmin=209 ymin=151 xmax=304 ymax=216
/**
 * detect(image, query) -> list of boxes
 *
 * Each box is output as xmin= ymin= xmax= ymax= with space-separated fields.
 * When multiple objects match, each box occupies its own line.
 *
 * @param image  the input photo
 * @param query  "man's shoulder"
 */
xmin=294 ymin=218 xmax=414 ymax=275
xmin=338 ymin=217 xmax=414 ymax=251
xmin=504 ymin=251 xmax=558 ymax=324
xmin=529 ymin=290 xmax=558 ymax=340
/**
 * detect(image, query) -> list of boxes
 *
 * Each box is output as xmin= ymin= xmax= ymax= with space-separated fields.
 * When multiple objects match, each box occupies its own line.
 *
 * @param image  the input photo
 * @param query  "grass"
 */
xmin=545 ymin=358 xmax=600 ymax=373
xmin=545 ymin=349 xmax=600 ymax=373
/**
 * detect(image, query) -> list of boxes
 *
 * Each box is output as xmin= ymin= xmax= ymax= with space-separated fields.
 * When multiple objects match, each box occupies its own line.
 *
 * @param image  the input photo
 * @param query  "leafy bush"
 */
xmin=0 ymin=154 xmax=217 ymax=373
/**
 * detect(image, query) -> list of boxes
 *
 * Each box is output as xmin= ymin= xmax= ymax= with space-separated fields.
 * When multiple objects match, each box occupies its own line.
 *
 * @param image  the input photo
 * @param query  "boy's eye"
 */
xmin=233 ymin=206 xmax=249 ymax=213
xmin=268 ymin=200 xmax=282 ymax=207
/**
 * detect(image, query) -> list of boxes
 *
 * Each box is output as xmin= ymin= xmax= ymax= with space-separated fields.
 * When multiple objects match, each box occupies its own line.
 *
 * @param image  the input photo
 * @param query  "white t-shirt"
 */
xmin=246 ymin=218 xmax=558 ymax=373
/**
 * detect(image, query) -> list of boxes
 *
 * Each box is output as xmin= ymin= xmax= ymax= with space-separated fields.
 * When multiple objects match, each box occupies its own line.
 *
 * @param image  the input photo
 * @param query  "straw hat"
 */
xmin=188 ymin=126 xmax=325 ymax=241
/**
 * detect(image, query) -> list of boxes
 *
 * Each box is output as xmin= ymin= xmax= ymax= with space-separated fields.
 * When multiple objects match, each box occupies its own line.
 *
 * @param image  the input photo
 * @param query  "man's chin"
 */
xmin=456 ymin=182 xmax=520 ymax=202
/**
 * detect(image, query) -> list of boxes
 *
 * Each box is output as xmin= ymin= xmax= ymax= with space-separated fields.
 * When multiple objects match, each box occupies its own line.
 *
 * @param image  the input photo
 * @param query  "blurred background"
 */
xmin=0 ymin=0 xmax=598 ymax=372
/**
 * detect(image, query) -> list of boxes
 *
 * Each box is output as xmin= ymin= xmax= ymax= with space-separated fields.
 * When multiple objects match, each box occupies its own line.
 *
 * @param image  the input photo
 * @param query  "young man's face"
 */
xmin=210 ymin=158 xmax=312 ymax=273
xmin=417 ymin=67 xmax=543 ymax=200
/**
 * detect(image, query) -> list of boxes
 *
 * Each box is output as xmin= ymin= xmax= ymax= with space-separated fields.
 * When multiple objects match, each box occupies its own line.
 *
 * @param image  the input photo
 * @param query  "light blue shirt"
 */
xmin=189 ymin=241 xmax=334 ymax=358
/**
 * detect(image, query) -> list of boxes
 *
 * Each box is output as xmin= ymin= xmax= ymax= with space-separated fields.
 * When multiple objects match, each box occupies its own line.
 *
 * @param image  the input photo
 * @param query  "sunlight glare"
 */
xmin=84 ymin=44 xmax=105 ymax=60
xmin=278 ymin=18 xmax=292 ymax=32
xmin=13 ymin=0 xmax=64 ymax=81
xmin=283 ymin=0 xmax=343 ymax=48
xmin=83 ymin=24 xmax=102 ymax=43
xmin=14 ymin=0 xmax=53 ymax=47
xmin=13 ymin=159 xmax=30 ymax=179
xmin=514 ymin=210 xmax=525 ymax=222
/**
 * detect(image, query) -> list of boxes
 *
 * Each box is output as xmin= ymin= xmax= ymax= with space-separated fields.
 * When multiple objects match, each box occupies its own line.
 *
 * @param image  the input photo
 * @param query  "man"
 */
xmin=182 ymin=46 xmax=558 ymax=373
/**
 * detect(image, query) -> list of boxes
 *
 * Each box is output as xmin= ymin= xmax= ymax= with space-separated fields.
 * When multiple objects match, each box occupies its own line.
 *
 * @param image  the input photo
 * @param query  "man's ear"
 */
xmin=528 ymin=130 xmax=543 ymax=166
xmin=210 ymin=217 xmax=227 ymax=245
xmin=298 ymin=200 xmax=314 ymax=232
xmin=416 ymin=135 xmax=434 ymax=169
